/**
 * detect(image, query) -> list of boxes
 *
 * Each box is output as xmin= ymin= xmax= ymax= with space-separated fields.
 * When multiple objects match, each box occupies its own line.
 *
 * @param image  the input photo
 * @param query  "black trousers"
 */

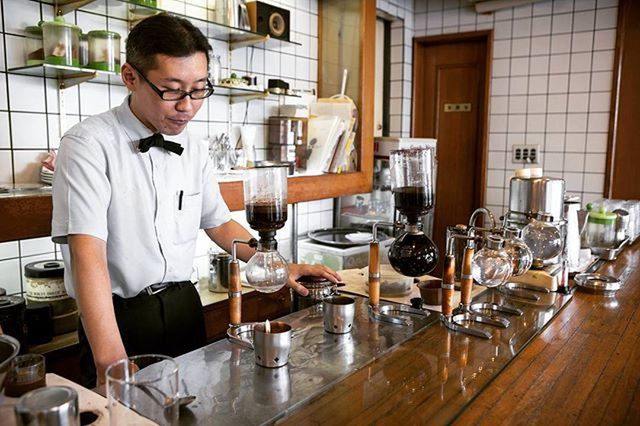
xmin=78 ymin=282 xmax=206 ymax=388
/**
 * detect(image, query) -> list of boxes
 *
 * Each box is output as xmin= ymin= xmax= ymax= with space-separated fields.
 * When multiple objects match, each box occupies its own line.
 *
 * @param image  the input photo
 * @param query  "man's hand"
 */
xmin=287 ymin=263 xmax=342 ymax=296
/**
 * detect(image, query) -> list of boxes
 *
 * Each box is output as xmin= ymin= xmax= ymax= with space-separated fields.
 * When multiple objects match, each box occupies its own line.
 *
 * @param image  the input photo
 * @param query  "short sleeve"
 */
xmin=51 ymin=131 xmax=111 ymax=244
xmin=200 ymin=151 xmax=231 ymax=229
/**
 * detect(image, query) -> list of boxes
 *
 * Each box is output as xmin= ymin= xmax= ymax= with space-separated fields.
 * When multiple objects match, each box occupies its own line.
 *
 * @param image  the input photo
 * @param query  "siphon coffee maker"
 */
xmin=440 ymin=208 xmax=527 ymax=339
xmin=368 ymin=148 xmax=437 ymax=324
xmin=227 ymin=166 xmax=291 ymax=348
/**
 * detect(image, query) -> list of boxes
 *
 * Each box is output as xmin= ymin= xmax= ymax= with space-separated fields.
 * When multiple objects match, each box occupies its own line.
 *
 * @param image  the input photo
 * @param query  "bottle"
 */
xmin=210 ymin=54 xmax=221 ymax=85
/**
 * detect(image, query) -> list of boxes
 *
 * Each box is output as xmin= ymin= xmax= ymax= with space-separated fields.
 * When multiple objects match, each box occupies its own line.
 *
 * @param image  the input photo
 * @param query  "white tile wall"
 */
xmin=409 ymin=0 xmax=617 ymax=217
xmin=0 ymin=0 xmax=334 ymax=294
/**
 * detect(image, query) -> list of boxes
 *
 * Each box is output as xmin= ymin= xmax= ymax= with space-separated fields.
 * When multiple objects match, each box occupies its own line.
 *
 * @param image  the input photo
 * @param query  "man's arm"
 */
xmin=205 ymin=220 xmax=341 ymax=295
xmin=68 ymin=234 xmax=126 ymax=384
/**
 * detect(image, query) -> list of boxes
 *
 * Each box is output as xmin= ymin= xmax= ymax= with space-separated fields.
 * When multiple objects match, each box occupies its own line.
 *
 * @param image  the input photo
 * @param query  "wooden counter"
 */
xmin=277 ymin=243 xmax=640 ymax=425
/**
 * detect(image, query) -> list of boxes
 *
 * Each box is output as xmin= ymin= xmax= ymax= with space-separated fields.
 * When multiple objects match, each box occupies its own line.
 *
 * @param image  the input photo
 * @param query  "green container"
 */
xmin=42 ymin=16 xmax=81 ymax=67
xmin=24 ymin=25 xmax=44 ymax=66
xmin=87 ymin=30 xmax=121 ymax=73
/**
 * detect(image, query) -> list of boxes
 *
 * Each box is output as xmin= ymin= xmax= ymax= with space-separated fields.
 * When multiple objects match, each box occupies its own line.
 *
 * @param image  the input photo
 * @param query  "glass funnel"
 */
xmin=244 ymin=166 xmax=288 ymax=234
xmin=389 ymin=148 xmax=435 ymax=224
xmin=471 ymin=236 xmax=513 ymax=288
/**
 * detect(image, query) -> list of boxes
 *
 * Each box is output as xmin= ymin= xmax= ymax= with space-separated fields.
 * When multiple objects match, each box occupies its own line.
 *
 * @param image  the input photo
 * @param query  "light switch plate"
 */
xmin=512 ymin=144 xmax=540 ymax=164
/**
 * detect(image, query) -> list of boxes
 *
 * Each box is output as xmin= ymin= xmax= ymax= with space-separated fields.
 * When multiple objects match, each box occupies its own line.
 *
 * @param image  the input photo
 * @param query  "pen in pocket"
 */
xmin=178 ymin=190 xmax=184 ymax=210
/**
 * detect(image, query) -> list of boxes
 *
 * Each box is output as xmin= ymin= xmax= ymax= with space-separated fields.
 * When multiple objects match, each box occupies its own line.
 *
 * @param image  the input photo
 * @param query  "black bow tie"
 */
xmin=138 ymin=133 xmax=184 ymax=156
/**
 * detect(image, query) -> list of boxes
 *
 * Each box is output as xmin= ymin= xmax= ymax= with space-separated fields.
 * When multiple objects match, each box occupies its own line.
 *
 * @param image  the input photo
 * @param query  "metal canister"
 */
xmin=0 ymin=296 xmax=26 ymax=351
xmin=291 ymin=276 xmax=337 ymax=312
xmin=215 ymin=253 xmax=232 ymax=293
xmin=15 ymin=386 xmax=79 ymax=426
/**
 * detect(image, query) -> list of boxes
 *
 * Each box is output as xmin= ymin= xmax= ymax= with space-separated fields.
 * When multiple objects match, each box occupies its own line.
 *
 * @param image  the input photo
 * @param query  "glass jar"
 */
xmin=87 ymin=30 xmax=121 ymax=72
xmin=584 ymin=209 xmax=617 ymax=248
xmin=79 ymin=33 xmax=88 ymax=67
xmin=210 ymin=53 xmax=221 ymax=85
xmin=42 ymin=16 xmax=81 ymax=67
xmin=521 ymin=213 xmax=563 ymax=265
xmin=502 ymin=227 xmax=533 ymax=277
xmin=24 ymin=25 xmax=44 ymax=65
xmin=471 ymin=236 xmax=513 ymax=288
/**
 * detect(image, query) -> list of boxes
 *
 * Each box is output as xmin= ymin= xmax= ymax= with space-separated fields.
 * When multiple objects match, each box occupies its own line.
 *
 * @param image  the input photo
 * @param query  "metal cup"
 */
xmin=15 ymin=386 xmax=79 ymax=426
xmin=322 ymin=296 xmax=356 ymax=334
xmin=252 ymin=321 xmax=292 ymax=368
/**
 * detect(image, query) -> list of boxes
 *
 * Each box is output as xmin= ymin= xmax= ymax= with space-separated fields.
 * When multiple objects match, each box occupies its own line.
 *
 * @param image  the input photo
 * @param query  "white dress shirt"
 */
xmin=52 ymin=97 xmax=231 ymax=298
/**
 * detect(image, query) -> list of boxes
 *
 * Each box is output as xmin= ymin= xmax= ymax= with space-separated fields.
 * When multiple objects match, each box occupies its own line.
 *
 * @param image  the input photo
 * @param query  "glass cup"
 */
xmin=4 ymin=354 xmax=46 ymax=398
xmin=106 ymin=355 xmax=179 ymax=426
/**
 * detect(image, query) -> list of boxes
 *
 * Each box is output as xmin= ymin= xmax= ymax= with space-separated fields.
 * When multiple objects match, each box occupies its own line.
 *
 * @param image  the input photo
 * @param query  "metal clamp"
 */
xmin=369 ymin=304 xmax=429 ymax=326
xmin=441 ymin=314 xmax=492 ymax=339
xmin=470 ymin=302 xmax=522 ymax=320
xmin=227 ymin=323 xmax=257 ymax=349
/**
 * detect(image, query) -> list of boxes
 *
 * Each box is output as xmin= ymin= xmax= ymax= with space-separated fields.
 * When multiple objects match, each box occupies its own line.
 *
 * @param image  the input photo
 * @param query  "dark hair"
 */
xmin=126 ymin=13 xmax=211 ymax=73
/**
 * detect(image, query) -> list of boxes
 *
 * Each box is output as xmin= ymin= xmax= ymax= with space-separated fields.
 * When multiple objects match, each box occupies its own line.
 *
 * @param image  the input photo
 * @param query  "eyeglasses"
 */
xmin=130 ymin=64 xmax=214 ymax=101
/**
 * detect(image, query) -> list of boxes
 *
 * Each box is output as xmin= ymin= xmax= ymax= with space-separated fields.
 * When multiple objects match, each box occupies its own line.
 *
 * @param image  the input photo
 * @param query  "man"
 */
xmin=52 ymin=14 xmax=339 ymax=387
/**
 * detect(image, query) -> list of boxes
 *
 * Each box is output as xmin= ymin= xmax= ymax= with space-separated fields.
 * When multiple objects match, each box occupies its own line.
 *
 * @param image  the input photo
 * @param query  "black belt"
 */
xmin=140 ymin=281 xmax=185 ymax=296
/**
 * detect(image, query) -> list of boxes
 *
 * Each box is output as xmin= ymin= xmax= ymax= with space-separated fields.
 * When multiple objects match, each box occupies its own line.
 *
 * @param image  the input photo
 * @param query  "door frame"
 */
xmin=411 ymin=30 xmax=492 ymax=209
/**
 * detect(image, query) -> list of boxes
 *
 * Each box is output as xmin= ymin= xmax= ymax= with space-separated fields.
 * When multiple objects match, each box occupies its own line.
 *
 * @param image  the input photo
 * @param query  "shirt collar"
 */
xmin=115 ymin=96 xmax=188 ymax=150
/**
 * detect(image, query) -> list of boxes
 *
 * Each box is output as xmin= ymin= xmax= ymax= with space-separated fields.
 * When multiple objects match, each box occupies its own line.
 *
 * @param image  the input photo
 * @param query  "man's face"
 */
xmin=130 ymin=52 xmax=208 ymax=135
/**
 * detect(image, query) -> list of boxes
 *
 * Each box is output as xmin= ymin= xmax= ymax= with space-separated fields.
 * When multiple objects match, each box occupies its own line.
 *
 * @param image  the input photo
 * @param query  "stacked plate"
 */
xmin=40 ymin=167 xmax=54 ymax=185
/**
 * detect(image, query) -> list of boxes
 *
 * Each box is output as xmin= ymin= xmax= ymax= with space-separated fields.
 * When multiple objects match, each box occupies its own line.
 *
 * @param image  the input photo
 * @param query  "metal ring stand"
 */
xmin=369 ymin=304 xmax=430 ymax=326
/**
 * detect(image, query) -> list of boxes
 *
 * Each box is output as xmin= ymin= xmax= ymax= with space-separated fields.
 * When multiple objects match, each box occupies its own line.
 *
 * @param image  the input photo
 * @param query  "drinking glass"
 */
xmin=106 ymin=354 xmax=179 ymax=426
xmin=4 ymin=354 xmax=46 ymax=398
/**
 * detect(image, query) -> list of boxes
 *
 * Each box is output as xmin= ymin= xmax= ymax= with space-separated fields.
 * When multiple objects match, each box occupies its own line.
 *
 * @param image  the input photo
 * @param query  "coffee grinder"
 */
xmin=368 ymin=148 xmax=437 ymax=324
xmin=227 ymin=166 xmax=291 ymax=346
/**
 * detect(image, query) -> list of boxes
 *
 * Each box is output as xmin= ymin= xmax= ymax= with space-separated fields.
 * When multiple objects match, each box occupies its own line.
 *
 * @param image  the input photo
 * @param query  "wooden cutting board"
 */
xmin=337 ymin=265 xmax=485 ymax=312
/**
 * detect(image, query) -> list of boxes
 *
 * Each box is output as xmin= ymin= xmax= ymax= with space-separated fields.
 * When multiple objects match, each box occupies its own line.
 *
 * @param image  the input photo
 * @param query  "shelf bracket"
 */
xmin=58 ymin=71 xmax=98 ymax=89
xmin=230 ymin=91 xmax=269 ymax=104
xmin=55 ymin=0 xmax=97 ymax=15
xmin=229 ymin=34 xmax=270 ymax=51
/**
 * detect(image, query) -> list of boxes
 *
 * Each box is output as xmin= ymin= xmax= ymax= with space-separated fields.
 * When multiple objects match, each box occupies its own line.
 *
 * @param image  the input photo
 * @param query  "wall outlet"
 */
xmin=512 ymin=144 xmax=540 ymax=164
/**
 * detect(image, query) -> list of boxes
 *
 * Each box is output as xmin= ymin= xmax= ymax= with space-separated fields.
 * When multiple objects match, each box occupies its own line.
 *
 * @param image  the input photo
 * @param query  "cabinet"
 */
xmin=0 ymin=0 xmax=374 ymax=241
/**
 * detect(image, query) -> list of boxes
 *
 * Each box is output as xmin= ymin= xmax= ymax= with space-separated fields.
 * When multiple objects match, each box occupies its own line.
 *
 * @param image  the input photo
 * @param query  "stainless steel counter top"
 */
xmin=175 ymin=286 xmax=572 ymax=425
xmin=175 ymin=295 xmax=438 ymax=425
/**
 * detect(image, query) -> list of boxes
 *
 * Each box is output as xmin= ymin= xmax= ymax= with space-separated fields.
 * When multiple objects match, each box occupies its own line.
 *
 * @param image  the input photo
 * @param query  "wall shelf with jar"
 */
xmin=32 ymin=0 xmax=302 ymax=51
xmin=0 ymin=0 xmax=376 ymax=243
xmin=8 ymin=63 xmax=120 ymax=89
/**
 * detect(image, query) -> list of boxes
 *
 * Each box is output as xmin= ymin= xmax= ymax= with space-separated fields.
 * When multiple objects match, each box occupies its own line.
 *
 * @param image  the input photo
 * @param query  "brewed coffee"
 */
xmin=393 ymin=186 xmax=433 ymax=223
xmin=246 ymin=202 xmax=287 ymax=231
xmin=388 ymin=232 xmax=439 ymax=277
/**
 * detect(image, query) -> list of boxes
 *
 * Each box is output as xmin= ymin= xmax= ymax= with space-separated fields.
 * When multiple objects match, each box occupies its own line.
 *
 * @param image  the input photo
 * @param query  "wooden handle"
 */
xmin=229 ymin=261 xmax=242 ymax=326
xmin=460 ymin=247 xmax=475 ymax=305
xmin=442 ymin=254 xmax=455 ymax=317
xmin=369 ymin=241 xmax=380 ymax=307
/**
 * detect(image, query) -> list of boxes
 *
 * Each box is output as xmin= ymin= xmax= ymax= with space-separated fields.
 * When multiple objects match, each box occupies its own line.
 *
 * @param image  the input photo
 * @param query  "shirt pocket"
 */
xmin=174 ymin=191 xmax=202 ymax=244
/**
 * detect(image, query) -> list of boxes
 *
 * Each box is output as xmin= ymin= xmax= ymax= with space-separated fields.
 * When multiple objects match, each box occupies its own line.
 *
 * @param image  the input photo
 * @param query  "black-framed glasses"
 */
xmin=130 ymin=64 xmax=214 ymax=101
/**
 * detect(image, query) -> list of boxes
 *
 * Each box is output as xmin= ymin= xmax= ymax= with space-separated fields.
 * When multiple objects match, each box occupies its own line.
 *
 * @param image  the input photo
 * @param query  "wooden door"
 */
xmin=605 ymin=0 xmax=640 ymax=199
xmin=412 ymin=33 xmax=490 ymax=271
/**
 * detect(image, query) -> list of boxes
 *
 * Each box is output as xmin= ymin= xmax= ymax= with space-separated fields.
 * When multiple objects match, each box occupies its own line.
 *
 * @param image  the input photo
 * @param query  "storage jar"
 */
xmin=24 ymin=25 xmax=44 ymax=66
xmin=41 ymin=16 xmax=81 ymax=67
xmin=87 ymin=30 xmax=121 ymax=72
